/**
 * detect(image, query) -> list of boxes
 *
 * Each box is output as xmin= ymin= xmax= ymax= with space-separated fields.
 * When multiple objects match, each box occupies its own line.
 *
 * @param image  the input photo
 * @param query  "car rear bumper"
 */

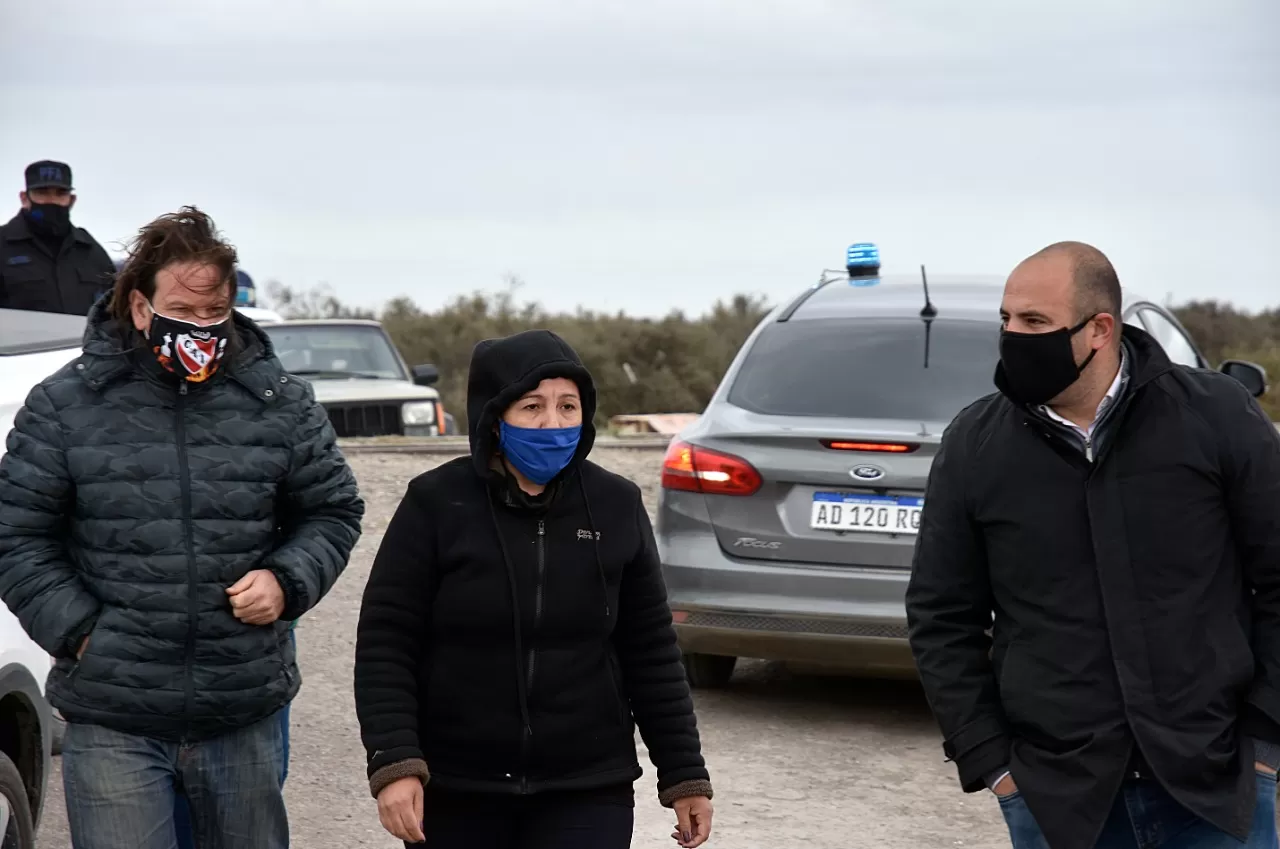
xmin=661 ymin=533 xmax=917 ymax=675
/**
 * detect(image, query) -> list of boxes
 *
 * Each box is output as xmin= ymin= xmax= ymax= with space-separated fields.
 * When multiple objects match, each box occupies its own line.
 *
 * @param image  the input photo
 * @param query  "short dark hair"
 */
xmin=1030 ymin=241 xmax=1122 ymax=321
xmin=110 ymin=206 xmax=238 ymax=328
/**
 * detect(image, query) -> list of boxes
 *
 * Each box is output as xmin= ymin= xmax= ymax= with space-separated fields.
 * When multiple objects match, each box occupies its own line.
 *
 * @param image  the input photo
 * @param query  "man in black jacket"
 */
xmin=0 ymin=160 xmax=116 ymax=314
xmin=0 ymin=207 xmax=363 ymax=849
xmin=906 ymin=242 xmax=1280 ymax=849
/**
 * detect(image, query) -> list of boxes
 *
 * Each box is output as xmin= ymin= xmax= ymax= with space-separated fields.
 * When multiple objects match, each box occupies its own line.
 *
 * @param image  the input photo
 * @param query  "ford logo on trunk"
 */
xmin=850 ymin=465 xmax=886 ymax=481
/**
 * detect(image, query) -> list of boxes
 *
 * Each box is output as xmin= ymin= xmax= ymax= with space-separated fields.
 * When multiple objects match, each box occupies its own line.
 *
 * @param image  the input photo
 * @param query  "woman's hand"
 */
xmin=376 ymin=776 xmax=425 ymax=844
xmin=671 ymin=795 xmax=713 ymax=848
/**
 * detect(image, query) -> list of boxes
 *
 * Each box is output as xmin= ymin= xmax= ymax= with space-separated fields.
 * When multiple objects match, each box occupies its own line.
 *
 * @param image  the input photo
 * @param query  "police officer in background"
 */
xmin=0 ymin=159 xmax=116 ymax=314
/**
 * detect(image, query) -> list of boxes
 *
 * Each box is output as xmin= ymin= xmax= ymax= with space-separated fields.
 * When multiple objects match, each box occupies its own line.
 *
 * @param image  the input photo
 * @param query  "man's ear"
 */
xmin=130 ymin=291 xmax=152 ymax=335
xmin=68 ymin=194 xmax=77 ymax=210
xmin=1094 ymin=313 xmax=1118 ymax=349
xmin=18 ymin=191 xmax=29 ymax=210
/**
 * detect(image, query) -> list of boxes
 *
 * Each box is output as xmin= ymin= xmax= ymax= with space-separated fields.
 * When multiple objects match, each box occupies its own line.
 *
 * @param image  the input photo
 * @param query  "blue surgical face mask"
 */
xmin=499 ymin=422 xmax=582 ymax=485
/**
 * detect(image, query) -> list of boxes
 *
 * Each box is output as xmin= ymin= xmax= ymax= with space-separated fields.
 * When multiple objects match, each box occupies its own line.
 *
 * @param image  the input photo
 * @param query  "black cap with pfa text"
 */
xmin=24 ymin=160 xmax=73 ymax=191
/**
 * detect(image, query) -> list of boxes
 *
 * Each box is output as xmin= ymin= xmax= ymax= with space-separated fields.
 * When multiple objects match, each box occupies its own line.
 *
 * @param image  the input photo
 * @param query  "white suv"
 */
xmin=0 ymin=307 xmax=75 ymax=846
xmin=257 ymin=318 xmax=450 ymax=437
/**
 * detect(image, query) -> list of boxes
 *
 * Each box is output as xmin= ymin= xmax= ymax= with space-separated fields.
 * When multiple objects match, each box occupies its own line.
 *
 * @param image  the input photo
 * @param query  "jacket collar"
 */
xmin=3 ymin=212 xmax=93 ymax=248
xmin=1118 ymin=323 xmax=1175 ymax=389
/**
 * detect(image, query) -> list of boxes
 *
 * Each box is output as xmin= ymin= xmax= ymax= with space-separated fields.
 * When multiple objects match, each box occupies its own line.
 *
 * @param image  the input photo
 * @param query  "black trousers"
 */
xmin=414 ymin=787 xmax=635 ymax=849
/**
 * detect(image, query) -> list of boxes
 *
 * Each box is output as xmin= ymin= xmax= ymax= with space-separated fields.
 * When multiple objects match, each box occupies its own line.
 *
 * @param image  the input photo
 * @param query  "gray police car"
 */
xmin=657 ymin=244 xmax=1268 ymax=687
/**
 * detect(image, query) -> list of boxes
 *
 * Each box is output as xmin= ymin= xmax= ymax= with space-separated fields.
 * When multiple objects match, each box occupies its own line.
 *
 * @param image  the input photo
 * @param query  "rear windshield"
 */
xmin=728 ymin=317 xmax=1000 ymax=422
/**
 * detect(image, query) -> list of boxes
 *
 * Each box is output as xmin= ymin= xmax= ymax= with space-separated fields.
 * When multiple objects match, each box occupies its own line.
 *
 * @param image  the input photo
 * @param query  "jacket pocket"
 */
xmin=68 ymin=618 xmax=106 ymax=690
xmin=606 ymin=651 xmax=629 ymax=727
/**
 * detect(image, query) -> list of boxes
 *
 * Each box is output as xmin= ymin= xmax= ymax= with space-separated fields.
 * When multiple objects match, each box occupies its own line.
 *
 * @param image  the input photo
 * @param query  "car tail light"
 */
xmin=821 ymin=440 xmax=918 ymax=453
xmin=661 ymin=440 xmax=762 ymax=496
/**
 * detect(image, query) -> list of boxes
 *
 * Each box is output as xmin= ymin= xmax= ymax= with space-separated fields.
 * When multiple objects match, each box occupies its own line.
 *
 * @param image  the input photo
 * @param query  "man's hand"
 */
xmin=377 ymin=776 xmax=425 ymax=843
xmin=226 ymin=570 xmax=286 ymax=626
xmin=671 ymin=795 xmax=713 ymax=848
xmin=1257 ymin=762 xmax=1277 ymax=776
xmin=992 ymin=774 xmax=1018 ymax=797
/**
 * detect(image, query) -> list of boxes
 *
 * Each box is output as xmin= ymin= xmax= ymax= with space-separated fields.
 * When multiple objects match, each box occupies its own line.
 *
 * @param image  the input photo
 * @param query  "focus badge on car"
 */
xmin=850 ymin=465 xmax=886 ymax=481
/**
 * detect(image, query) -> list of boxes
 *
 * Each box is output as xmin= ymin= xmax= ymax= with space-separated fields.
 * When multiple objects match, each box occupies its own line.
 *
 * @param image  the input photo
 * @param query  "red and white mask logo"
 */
xmin=174 ymin=332 xmax=227 ymax=382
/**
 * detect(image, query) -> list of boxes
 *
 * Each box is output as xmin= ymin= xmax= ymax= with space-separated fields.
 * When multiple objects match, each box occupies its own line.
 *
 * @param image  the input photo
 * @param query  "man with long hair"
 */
xmin=0 ymin=206 xmax=363 ymax=848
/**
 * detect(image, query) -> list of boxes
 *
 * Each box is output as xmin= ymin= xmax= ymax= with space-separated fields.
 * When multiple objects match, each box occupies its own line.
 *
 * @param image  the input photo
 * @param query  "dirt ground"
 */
xmin=36 ymin=448 xmax=1010 ymax=849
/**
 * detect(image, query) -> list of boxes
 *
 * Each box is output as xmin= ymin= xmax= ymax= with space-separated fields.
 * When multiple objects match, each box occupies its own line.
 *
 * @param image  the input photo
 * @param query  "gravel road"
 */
xmin=36 ymin=448 xmax=1009 ymax=849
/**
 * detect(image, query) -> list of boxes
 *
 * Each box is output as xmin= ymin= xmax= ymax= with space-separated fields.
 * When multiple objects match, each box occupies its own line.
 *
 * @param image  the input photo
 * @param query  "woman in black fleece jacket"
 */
xmin=354 ymin=330 xmax=714 ymax=848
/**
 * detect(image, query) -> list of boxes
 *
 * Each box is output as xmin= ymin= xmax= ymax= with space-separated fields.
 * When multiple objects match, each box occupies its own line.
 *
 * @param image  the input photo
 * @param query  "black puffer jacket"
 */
xmin=354 ymin=330 xmax=712 ymax=806
xmin=0 ymin=297 xmax=363 ymax=740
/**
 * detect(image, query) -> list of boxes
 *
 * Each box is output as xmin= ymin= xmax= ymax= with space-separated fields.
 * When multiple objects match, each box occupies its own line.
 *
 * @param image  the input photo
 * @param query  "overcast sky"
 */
xmin=2 ymin=0 xmax=1276 ymax=315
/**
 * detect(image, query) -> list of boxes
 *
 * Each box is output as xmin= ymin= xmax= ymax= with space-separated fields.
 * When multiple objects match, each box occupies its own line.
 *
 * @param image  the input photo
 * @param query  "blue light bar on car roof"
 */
xmin=235 ymin=269 xmax=256 ymax=307
xmin=846 ymin=242 xmax=880 ymax=270
xmin=846 ymin=242 xmax=881 ymax=284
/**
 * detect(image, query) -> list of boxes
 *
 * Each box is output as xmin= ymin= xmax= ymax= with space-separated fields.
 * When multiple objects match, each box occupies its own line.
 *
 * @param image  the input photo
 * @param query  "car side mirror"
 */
xmin=1220 ymin=359 xmax=1268 ymax=398
xmin=412 ymin=364 xmax=440 ymax=387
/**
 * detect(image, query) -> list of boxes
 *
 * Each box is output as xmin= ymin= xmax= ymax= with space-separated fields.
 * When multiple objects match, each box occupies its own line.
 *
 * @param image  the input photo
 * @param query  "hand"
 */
xmin=671 ymin=795 xmax=713 ymax=848
xmin=992 ymin=774 xmax=1018 ymax=797
xmin=226 ymin=570 xmax=286 ymax=626
xmin=376 ymin=776 xmax=425 ymax=843
xmin=1256 ymin=762 xmax=1277 ymax=776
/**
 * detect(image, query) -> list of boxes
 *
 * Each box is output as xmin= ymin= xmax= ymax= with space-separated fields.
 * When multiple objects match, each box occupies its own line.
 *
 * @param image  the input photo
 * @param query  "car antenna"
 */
xmin=919 ymin=264 xmax=937 ymax=319
xmin=920 ymin=264 xmax=936 ymax=368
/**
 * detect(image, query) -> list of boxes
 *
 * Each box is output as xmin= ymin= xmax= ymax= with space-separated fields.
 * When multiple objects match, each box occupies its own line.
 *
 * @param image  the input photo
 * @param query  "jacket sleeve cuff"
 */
xmin=269 ymin=567 xmax=306 ymax=622
xmin=658 ymin=779 xmax=713 ymax=808
xmin=369 ymin=758 xmax=430 ymax=799
xmin=62 ymin=614 xmax=99 ymax=660
xmin=1254 ymin=739 xmax=1280 ymax=771
xmin=942 ymin=717 xmax=1012 ymax=793
xmin=1243 ymin=704 xmax=1280 ymax=745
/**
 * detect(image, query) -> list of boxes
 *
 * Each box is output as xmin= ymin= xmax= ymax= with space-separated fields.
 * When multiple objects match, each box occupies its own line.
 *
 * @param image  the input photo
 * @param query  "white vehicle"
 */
xmin=257 ymin=319 xmax=450 ymax=438
xmin=0 ymin=308 xmax=76 ymax=847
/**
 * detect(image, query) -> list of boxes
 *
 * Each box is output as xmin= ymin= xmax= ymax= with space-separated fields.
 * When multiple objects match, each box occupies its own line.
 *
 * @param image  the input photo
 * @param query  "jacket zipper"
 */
xmin=176 ymin=381 xmax=198 ymax=734
xmin=519 ymin=519 xmax=547 ymax=794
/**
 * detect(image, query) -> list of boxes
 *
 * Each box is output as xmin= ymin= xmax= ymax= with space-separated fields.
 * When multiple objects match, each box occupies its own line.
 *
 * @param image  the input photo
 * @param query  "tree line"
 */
xmin=264 ymin=282 xmax=1280 ymax=427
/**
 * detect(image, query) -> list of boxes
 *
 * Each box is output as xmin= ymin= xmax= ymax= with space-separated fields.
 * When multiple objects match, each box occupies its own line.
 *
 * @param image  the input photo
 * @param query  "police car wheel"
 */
xmin=682 ymin=653 xmax=736 ymax=689
xmin=0 ymin=750 xmax=34 ymax=849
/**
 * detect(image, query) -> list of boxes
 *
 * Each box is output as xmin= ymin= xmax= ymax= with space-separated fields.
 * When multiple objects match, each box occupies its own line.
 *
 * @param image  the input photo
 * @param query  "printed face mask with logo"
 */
xmin=499 ymin=422 xmax=582 ymax=485
xmin=147 ymin=303 xmax=230 ymax=383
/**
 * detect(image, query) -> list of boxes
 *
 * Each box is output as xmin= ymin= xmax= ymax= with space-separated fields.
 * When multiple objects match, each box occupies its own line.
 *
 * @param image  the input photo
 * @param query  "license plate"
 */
xmin=810 ymin=493 xmax=924 ymax=535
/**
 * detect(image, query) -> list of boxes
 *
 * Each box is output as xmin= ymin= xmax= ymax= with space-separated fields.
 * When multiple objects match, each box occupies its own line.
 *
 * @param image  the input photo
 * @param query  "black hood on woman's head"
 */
xmin=466 ymin=329 xmax=597 ymax=478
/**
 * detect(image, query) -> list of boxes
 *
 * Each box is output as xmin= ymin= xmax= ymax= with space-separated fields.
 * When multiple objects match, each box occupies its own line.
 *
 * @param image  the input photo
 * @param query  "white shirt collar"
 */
xmin=1039 ymin=348 xmax=1127 ymax=440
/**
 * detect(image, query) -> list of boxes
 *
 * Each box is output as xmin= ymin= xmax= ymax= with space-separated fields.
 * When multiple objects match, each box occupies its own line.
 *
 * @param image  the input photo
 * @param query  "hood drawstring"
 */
xmin=579 ymin=476 xmax=611 ymax=620
xmin=486 ymin=497 xmax=534 ymax=737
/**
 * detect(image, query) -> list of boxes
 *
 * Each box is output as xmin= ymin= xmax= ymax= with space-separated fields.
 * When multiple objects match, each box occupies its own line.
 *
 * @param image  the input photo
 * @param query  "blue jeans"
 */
xmin=174 ymin=629 xmax=295 ymax=849
xmin=1000 ymin=771 xmax=1279 ymax=849
xmin=171 ymin=703 xmax=291 ymax=849
xmin=63 ymin=711 xmax=287 ymax=849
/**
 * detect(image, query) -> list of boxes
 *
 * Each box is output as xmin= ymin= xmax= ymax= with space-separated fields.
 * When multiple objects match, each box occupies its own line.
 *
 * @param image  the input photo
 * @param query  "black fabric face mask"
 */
xmin=23 ymin=202 xmax=73 ymax=241
xmin=996 ymin=315 xmax=1099 ymax=406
